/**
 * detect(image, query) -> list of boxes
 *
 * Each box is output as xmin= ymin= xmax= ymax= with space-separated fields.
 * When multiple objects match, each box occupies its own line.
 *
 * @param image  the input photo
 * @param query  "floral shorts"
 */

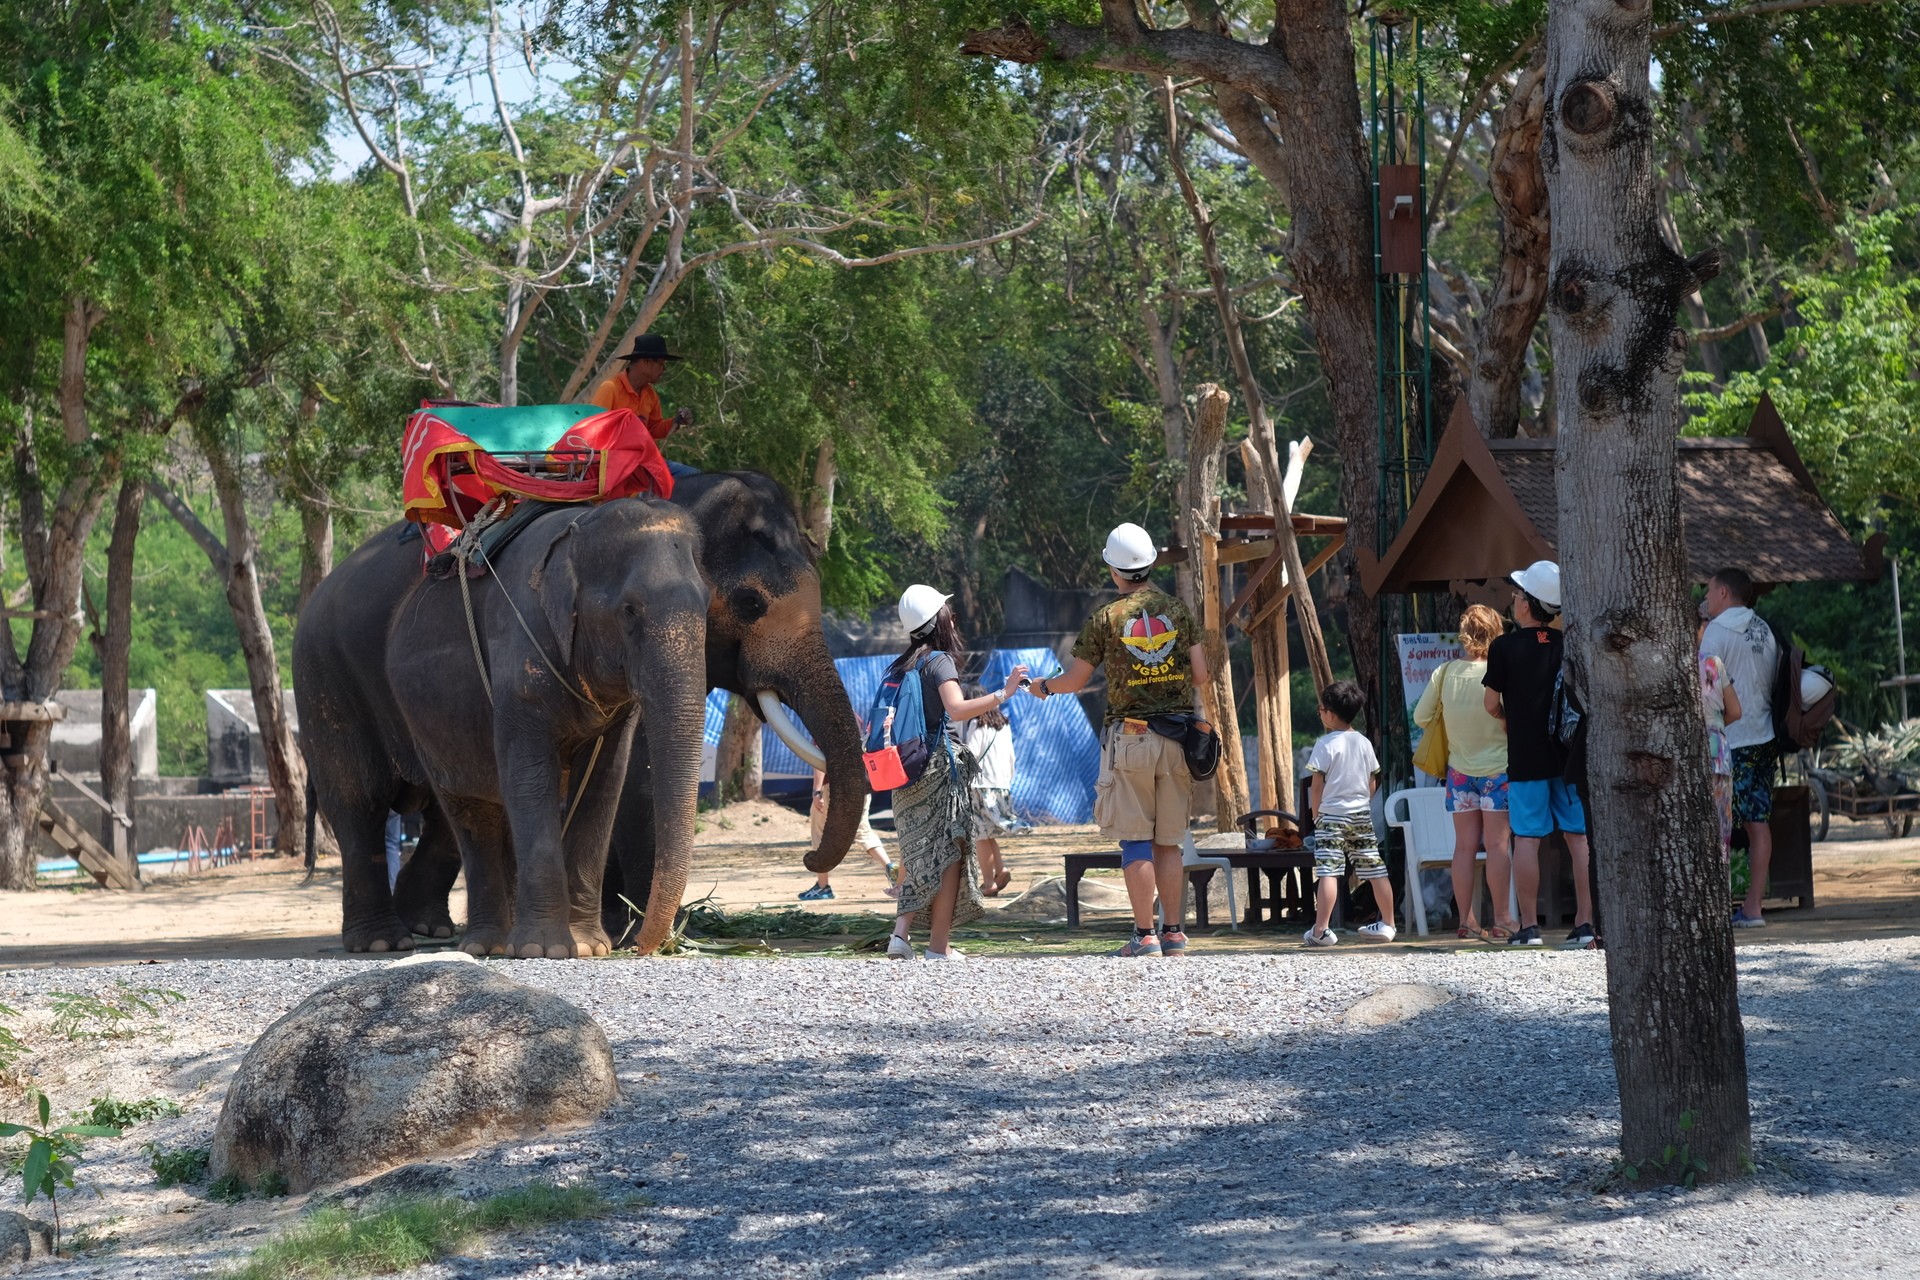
xmin=1445 ymin=768 xmax=1509 ymax=813
xmin=1731 ymin=743 xmax=1780 ymax=825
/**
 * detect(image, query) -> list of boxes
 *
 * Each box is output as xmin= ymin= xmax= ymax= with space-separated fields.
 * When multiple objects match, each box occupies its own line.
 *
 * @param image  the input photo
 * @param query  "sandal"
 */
xmin=1456 ymin=926 xmax=1489 ymax=942
xmin=994 ymin=869 xmax=1012 ymax=894
xmin=1483 ymin=925 xmax=1513 ymax=940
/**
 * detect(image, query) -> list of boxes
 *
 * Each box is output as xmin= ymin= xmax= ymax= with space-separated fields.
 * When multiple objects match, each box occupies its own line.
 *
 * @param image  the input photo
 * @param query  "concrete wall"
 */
xmin=48 ymin=689 xmax=159 ymax=779
xmin=205 ymin=688 xmax=300 ymax=787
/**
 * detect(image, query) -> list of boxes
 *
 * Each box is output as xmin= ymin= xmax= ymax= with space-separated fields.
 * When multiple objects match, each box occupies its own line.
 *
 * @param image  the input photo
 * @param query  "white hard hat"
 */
xmin=1508 ymin=560 xmax=1563 ymax=611
xmin=1103 ymin=523 xmax=1158 ymax=573
xmin=1800 ymin=666 xmax=1834 ymax=705
xmin=897 ymin=584 xmax=951 ymax=635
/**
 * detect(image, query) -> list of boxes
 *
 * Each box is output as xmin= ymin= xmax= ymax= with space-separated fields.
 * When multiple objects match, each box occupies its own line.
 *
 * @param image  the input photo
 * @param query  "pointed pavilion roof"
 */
xmin=1356 ymin=394 xmax=1884 ymax=596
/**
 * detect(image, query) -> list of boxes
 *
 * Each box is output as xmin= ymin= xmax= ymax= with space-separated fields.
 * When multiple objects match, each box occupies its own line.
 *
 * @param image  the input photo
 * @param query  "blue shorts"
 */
xmin=1119 ymin=839 xmax=1156 ymax=867
xmin=1508 ymin=778 xmax=1585 ymax=838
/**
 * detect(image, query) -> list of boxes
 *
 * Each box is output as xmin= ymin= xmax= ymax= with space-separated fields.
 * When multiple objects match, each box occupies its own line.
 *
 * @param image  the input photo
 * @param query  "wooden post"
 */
xmin=1189 ymin=385 xmax=1250 ymax=831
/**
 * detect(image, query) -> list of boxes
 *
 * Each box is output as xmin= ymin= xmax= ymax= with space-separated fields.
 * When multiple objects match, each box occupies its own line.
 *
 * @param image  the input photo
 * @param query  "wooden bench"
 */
xmin=1063 ymin=849 xmax=1317 ymax=928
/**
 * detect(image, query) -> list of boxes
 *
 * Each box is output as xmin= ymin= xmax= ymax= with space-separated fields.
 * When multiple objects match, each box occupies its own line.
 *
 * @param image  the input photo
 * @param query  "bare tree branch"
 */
xmin=1692 ymin=307 xmax=1782 ymax=343
xmin=146 ymin=481 xmax=231 ymax=576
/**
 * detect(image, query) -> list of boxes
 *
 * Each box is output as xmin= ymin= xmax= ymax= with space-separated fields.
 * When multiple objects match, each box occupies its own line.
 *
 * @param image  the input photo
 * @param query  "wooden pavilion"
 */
xmin=1356 ymin=394 xmax=1885 ymax=600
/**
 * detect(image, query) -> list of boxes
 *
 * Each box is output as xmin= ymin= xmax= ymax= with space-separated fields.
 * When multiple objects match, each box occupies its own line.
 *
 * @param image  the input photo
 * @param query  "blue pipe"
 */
xmin=36 ymin=848 xmax=242 ymax=876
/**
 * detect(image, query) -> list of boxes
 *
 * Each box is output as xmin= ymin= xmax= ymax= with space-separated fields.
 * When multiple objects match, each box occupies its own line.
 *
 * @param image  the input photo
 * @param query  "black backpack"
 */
xmin=1766 ymin=620 xmax=1838 ymax=752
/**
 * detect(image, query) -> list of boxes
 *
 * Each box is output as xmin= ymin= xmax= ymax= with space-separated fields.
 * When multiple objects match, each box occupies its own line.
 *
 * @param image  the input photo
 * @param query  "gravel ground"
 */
xmin=2 ymin=938 xmax=1917 ymax=1279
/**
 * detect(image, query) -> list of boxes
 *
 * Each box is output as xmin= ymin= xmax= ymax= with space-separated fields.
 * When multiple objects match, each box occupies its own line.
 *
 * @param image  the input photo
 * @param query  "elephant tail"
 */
xmin=303 ymin=774 xmax=318 ymax=881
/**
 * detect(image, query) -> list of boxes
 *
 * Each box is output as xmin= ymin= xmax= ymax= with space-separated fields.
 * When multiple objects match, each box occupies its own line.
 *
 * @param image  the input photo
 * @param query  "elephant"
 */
xmin=294 ymin=496 xmax=710 ymax=957
xmin=389 ymin=470 xmax=871 ymax=945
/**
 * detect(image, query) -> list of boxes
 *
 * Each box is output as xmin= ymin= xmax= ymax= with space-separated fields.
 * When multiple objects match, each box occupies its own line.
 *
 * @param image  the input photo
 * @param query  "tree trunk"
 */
xmin=0 ymin=358 xmax=121 ymax=890
xmin=172 ymin=426 xmax=310 ymax=858
xmin=802 ymin=438 xmax=837 ymax=557
xmin=714 ymin=694 xmax=762 ymax=804
xmin=1190 ymin=385 xmax=1250 ymax=831
xmin=1543 ymin=0 xmax=1751 ymax=1181
xmin=293 ymin=392 xmax=333 ymax=612
xmin=1472 ymin=54 xmax=1552 ymax=440
xmin=98 ymin=478 xmax=143 ymax=871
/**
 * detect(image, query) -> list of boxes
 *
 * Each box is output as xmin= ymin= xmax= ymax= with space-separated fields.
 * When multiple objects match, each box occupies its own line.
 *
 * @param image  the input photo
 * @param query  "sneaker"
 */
xmin=1302 ymin=926 xmax=1338 ymax=947
xmin=1357 ymin=921 xmax=1397 ymax=943
xmin=1159 ymin=928 xmax=1189 ymax=957
xmin=886 ymin=934 xmax=917 ymax=960
xmin=1508 ymin=925 xmax=1544 ymax=947
xmin=1731 ymin=909 xmax=1768 ymax=929
xmin=1565 ymin=922 xmax=1596 ymax=947
xmin=1112 ymin=932 xmax=1163 ymax=958
xmin=798 ymin=883 xmax=834 ymax=901
xmin=925 ymin=947 xmax=966 ymax=961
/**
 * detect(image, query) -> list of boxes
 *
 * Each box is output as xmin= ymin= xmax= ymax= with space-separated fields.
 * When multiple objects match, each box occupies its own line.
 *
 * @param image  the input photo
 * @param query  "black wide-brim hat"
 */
xmin=619 ymin=334 xmax=683 ymax=362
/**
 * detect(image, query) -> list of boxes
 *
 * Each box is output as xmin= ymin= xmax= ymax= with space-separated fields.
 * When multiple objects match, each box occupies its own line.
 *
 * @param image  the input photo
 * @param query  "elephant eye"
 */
xmin=729 ymin=587 xmax=768 ymax=624
xmin=622 ymin=602 xmax=640 ymax=619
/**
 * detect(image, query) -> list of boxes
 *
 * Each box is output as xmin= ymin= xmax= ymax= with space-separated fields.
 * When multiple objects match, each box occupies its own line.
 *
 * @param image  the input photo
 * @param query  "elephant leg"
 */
xmin=443 ymin=796 xmax=515 ymax=957
xmin=335 ymin=802 xmax=414 ymax=955
xmin=603 ymin=735 xmax=656 ymax=947
xmin=561 ymin=729 xmax=634 ymax=958
xmin=391 ymin=807 xmax=460 ymax=938
xmin=498 ymin=735 xmax=577 ymax=958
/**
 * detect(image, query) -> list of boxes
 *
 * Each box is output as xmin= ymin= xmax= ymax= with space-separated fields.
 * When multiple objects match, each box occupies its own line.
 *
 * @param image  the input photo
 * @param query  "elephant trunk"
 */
xmin=781 ymin=649 xmax=869 ymax=875
xmin=631 ymin=644 xmax=706 ymax=956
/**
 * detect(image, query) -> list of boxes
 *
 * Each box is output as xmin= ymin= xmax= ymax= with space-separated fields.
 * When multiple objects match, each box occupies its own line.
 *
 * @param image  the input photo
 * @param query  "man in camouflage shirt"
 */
xmin=1029 ymin=523 xmax=1214 ymax=957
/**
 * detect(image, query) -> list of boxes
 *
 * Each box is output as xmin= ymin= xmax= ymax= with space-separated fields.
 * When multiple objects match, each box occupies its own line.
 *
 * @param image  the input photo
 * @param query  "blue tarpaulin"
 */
xmin=700 ymin=648 xmax=1100 ymax=823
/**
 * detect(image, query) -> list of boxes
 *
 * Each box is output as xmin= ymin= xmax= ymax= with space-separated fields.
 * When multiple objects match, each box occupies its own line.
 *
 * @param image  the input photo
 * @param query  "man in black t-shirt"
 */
xmin=1483 ymin=561 xmax=1594 ymax=948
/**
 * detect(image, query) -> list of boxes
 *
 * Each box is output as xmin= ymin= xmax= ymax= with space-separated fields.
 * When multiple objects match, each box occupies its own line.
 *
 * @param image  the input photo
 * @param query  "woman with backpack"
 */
xmin=877 ymin=585 xmax=1028 ymax=960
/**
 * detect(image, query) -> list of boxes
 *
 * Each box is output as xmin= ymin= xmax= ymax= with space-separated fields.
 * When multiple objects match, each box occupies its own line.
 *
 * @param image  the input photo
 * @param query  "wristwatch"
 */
xmin=1035 ymin=678 xmax=1051 ymax=699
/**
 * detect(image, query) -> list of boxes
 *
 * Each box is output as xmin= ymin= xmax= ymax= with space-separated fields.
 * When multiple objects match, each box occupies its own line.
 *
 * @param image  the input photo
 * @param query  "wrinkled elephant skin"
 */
xmin=295 ymin=500 xmax=708 ymax=958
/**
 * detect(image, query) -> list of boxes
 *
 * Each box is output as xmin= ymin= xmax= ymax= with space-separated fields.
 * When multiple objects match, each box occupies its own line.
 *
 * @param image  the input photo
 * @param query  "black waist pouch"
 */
xmin=1148 ymin=713 xmax=1221 ymax=781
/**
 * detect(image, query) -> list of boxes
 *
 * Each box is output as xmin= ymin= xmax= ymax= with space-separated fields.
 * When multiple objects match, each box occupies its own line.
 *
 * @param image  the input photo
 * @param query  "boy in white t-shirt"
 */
xmin=1303 ymin=680 xmax=1394 ymax=946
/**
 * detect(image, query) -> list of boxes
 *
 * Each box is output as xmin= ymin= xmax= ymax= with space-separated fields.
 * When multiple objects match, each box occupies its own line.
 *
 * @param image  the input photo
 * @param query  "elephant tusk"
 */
xmin=757 ymin=690 xmax=827 ymax=770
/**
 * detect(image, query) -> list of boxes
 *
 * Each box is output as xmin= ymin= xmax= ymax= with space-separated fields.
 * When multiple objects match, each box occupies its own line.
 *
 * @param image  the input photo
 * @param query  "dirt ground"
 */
xmin=2 ymin=799 xmax=1916 ymax=968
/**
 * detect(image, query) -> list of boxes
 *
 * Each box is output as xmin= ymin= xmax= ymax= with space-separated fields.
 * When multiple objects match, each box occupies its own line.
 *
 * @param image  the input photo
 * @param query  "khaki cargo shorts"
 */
xmin=1093 ymin=721 xmax=1193 ymax=847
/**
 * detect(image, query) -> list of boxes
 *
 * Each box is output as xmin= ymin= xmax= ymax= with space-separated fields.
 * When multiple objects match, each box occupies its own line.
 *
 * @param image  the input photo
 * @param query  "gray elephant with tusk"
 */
xmin=390 ymin=471 xmax=871 ymax=946
xmin=295 ymin=497 xmax=711 ymax=958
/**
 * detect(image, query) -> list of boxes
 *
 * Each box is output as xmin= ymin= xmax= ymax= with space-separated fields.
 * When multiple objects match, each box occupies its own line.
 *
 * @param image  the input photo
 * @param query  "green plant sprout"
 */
xmin=0 ymin=1089 xmax=122 ymax=1247
xmin=46 ymin=984 xmax=185 ymax=1041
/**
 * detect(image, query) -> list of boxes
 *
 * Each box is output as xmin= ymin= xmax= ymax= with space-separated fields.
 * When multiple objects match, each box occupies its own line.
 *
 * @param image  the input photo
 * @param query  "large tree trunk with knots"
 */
xmin=960 ymin=0 xmax=1385 ymax=735
xmin=1473 ymin=54 xmax=1551 ymax=440
xmin=1542 ymin=0 xmax=1751 ymax=1181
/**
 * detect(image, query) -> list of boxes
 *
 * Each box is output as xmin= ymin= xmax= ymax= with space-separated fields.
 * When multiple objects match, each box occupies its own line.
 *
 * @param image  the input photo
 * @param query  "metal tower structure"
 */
xmin=1369 ymin=13 xmax=1435 ymax=778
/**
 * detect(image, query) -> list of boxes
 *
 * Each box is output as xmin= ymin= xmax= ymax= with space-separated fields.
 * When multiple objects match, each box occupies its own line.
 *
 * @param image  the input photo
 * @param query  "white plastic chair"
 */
xmin=1156 ymin=834 xmax=1240 ymax=932
xmin=1385 ymin=787 xmax=1517 ymax=936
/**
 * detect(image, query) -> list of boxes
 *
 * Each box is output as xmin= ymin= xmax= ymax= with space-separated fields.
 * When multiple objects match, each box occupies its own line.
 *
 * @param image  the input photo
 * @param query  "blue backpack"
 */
xmin=865 ymin=655 xmax=945 ymax=787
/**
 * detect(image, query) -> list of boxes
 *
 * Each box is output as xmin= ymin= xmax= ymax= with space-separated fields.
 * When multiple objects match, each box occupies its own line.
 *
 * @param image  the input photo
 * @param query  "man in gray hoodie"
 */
xmin=1700 ymin=567 xmax=1779 ymax=927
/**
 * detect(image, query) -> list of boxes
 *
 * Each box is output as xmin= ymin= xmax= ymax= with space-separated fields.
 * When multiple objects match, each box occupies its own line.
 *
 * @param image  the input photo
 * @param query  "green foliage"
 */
xmin=222 ymin=1183 xmax=610 ymax=1280
xmin=1620 ymin=1109 xmax=1714 ymax=1188
xmin=80 ymin=1096 xmax=181 ymax=1130
xmin=0 ymin=1089 xmax=121 ymax=1243
xmin=47 ymin=984 xmax=185 ymax=1041
xmin=1685 ymin=212 xmax=1920 ymax=527
xmin=0 ymin=1003 xmax=26 ymax=1084
xmin=207 ymin=1170 xmax=287 ymax=1202
xmin=147 ymin=1144 xmax=210 ymax=1189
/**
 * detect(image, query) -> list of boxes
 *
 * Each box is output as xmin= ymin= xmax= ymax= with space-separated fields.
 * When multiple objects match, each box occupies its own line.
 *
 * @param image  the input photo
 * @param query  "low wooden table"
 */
xmin=1062 ymin=849 xmax=1317 ymax=929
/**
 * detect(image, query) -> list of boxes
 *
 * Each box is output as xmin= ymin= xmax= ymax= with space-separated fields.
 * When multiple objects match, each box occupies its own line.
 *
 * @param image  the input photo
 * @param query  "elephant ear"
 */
xmin=531 ymin=519 xmax=582 ymax=667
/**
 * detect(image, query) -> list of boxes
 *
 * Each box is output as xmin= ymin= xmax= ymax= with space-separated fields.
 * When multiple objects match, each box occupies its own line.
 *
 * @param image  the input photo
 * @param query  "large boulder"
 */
xmin=0 ymin=1211 xmax=53 ymax=1265
xmin=211 ymin=954 xmax=617 ymax=1193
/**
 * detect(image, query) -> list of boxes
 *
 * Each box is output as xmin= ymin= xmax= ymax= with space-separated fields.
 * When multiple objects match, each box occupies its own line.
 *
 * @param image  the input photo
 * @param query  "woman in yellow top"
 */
xmin=1413 ymin=604 xmax=1516 ymax=940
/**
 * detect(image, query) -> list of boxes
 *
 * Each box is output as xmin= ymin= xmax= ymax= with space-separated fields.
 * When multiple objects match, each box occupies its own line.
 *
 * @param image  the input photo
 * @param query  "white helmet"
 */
xmin=1103 ymin=523 xmax=1158 ymax=574
xmin=1800 ymin=666 xmax=1835 ymax=705
xmin=897 ymin=584 xmax=951 ymax=636
xmin=1508 ymin=560 xmax=1563 ymax=611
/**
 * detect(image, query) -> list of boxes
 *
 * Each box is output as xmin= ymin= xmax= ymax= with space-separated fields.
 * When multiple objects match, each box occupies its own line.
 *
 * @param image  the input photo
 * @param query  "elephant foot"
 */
xmin=404 ymin=911 xmax=457 ymax=940
xmin=344 ymin=917 xmax=417 ymax=954
xmin=459 ymin=926 xmax=511 ymax=957
xmin=507 ymin=925 xmax=577 ymax=959
xmin=571 ymin=924 xmax=613 ymax=959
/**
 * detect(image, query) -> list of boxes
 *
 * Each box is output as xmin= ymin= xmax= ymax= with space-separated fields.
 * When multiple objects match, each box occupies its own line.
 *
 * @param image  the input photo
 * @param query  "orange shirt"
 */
xmin=588 ymin=374 xmax=674 ymax=440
